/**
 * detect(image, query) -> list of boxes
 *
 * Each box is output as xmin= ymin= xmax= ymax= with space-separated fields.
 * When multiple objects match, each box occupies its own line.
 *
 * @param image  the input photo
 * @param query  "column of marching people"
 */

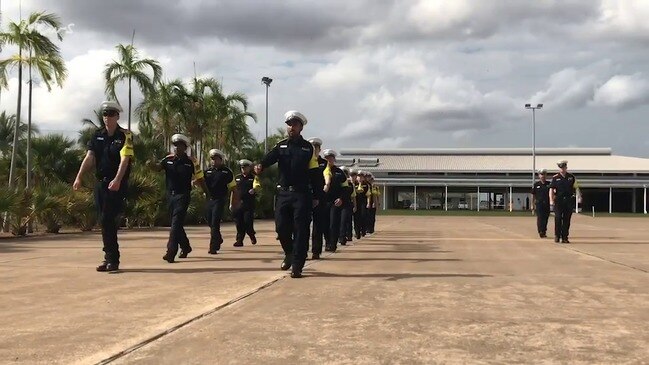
xmin=74 ymin=101 xmax=378 ymax=278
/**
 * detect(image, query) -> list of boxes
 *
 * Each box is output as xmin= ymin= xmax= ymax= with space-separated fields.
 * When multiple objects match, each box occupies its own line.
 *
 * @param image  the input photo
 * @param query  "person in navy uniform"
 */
xmin=549 ymin=160 xmax=581 ymax=243
xmin=150 ymin=134 xmax=209 ymax=262
xmin=346 ymin=169 xmax=359 ymax=242
xmin=204 ymin=149 xmax=238 ymax=254
xmin=366 ymin=173 xmax=379 ymax=234
xmin=354 ymin=171 xmax=372 ymax=239
xmin=322 ymin=149 xmax=351 ymax=254
xmin=335 ymin=166 xmax=356 ymax=248
xmin=74 ymin=101 xmax=133 ymax=272
xmin=232 ymin=159 xmax=261 ymax=247
xmin=532 ymin=168 xmax=551 ymax=238
xmin=255 ymin=110 xmax=321 ymax=278
xmin=308 ymin=137 xmax=329 ymax=259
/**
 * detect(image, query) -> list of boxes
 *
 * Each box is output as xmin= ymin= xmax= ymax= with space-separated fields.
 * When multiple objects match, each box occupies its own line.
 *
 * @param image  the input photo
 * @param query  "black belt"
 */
xmin=277 ymin=185 xmax=309 ymax=192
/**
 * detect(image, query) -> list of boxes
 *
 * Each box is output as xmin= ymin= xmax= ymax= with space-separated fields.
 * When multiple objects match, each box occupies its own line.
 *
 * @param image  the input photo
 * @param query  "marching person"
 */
xmin=308 ymin=137 xmax=329 ymax=259
xmin=346 ymin=169 xmax=359 ymax=242
xmin=549 ymin=160 xmax=581 ymax=244
xmin=367 ymin=173 xmax=379 ymax=234
xmin=255 ymin=110 xmax=321 ymax=278
xmin=204 ymin=149 xmax=238 ymax=254
xmin=354 ymin=171 xmax=372 ymax=239
xmin=232 ymin=159 xmax=261 ymax=247
xmin=322 ymin=149 xmax=349 ymax=254
xmin=336 ymin=166 xmax=356 ymax=247
xmin=73 ymin=100 xmax=133 ymax=272
xmin=532 ymin=168 xmax=551 ymax=238
xmin=149 ymin=133 xmax=209 ymax=262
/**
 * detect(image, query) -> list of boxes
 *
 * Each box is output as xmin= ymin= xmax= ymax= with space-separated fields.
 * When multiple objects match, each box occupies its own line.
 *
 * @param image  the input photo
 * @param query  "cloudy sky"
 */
xmin=2 ymin=0 xmax=649 ymax=156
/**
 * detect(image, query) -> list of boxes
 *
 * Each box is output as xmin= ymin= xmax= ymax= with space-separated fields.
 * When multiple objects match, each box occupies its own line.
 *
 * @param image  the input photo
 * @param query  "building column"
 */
xmin=477 ymin=186 xmax=480 ymax=212
xmin=414 ymin=185 xmax=417 ymax=211
xmin=632 ymin=188 xmax=637 ymax=213
xmin=609 ymin=187 xmax=613 ymax=214
xmin=445 ymin=185 xmax=448 ymax=211
xmin=644 ymin=186 xmax=647 ymax=214
xmin=509 ymin=185 xmax=513 ymax=212
xmin=383 ymin=184 xmax=387 ymax=211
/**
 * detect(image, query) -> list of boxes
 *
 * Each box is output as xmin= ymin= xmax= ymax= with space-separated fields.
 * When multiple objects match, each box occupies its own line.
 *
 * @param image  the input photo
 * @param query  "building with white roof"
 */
xmin=339 ymin=148 xmax=649 ymax=213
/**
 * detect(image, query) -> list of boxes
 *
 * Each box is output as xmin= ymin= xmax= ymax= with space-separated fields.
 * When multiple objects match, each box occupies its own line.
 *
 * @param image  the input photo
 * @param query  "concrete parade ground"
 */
xmin=1 ymin=215 xmax=648 ymax=364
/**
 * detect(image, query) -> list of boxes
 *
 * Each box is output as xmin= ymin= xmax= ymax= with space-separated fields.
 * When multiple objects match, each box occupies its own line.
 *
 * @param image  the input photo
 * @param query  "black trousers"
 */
xmin=233 ymin=203 xmax=256 ymax=243
xmin=340 ymin=202 xmax=353 ymax=244
xmin=554 ymin=197 xmax=574 ymax=240
xmin=345 ymin=204 xmax=354 ymax=240
xmin=328 ymin=201 xmax=346 ymax=250
xmin=166 ymin=193 xmax=191 ymax=256
xmin=312 ymin=199 xmax=330 ymax=254
xmin=367 ymin=207 xmax=377 ymax=233
xmin=94 ymin=182 xmax=125 ymax=264
xmin=275 ymin=190 xmax=312 ymax=272
xmin=354 ymin=202 xmax=367 ymax=238
xmin=536 ymin=202 xmax=550 ymax=234
xmin=206 ymin=197 xmax=226 ymax=252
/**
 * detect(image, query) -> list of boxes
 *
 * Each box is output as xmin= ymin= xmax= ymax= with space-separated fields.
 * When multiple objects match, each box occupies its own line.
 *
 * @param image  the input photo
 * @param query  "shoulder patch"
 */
xmin=276 ymin=138 xmax=289 ymax=146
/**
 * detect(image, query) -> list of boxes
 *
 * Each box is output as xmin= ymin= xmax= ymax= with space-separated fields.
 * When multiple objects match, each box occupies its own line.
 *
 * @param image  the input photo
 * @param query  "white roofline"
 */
xmin=340 ymin=148 xmax=612 ymax=156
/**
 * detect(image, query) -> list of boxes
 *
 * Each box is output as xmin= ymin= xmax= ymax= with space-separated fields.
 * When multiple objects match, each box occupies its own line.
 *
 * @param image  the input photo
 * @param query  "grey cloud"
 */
xmin=49 ymin=0 xmax=383 ymax=52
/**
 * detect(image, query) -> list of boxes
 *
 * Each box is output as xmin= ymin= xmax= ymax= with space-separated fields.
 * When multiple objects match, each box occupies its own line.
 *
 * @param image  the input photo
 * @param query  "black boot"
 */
xmin=179 ymin=247 xmax=192 ymax=258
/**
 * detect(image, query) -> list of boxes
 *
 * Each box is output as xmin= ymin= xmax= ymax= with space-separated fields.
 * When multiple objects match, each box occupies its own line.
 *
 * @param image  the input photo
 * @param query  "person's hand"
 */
xmin=334 ymin=198 xmax=342 ymax=207
xmin=366 ymin=204 xmax=371 ymax=209
xmin=229 ymin=204 xmax=233 ymax=211
xmin=254 ymin=164 xmax=263 ymax=175
xmin=108 ymin=179 xmax=121 ymax=192
xmin=248 ymin=189 xmax=255 ymax=195
xmin=323 ymin=185 xmax=330 ymax=193
xmin=72 ymin=177 xmax=82 ymax=191
xmin=353 ymin=206 xmax=357 ymax=213
xmin=312 ymin=200 xmax=319 ymax=208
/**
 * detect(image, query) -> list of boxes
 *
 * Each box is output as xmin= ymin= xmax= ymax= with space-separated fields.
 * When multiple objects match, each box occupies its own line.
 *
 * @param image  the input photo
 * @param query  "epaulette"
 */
xmin=276 ymin=138 xmax=289 ymax=146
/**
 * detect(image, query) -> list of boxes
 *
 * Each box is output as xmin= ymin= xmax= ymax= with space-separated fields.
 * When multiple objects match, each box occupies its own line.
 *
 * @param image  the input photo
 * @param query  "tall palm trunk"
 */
xmin=128 ymin=75 xmax=132 ymax=130
xmin=8 ymin=50 xmax=22 ymax=189
xmin=26 ymin=50 xmax=33 ymax=190
xmin=26 ymin=57 xmax=34 ymax=234
xmin=5 ymin=51 xmax=22 ymax=232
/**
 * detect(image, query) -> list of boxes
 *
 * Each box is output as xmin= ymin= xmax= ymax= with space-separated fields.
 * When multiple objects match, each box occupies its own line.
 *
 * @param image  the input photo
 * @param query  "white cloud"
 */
xmin=311 ymin=53 xmax=371 ymax=90
xmin=593 ymin=0 xmax=649 ymax=41
xmin=592 ymin=73 xmax=649 ymax=109
xmin=0 ymin=49 xmax=115 ymax=132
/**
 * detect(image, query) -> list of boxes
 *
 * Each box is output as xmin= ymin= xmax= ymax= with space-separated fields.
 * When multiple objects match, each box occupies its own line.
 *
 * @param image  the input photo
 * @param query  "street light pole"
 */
xmin=262 ymin=76 xmax=273 ymax=153
xmin=525 ymin=103 xmax=543 ymax=189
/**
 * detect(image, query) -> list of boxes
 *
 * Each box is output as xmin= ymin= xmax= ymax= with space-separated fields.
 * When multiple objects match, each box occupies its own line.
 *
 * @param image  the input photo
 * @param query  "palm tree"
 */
xmin=78 ymin=110 xmax=103 ymax=148
xmin=0 ymin=112 xmax=19 ymax=157
xmin=31 ymin=134 xmax=80 ymax=185
xmin=104 ymin=44 xmax=162 ymax=130
xmin=136 ymin=79 xmax=186 ymax=150
xmin=24 ymin=12 xmax=67 ymax=191
xmin=214 ymin=91 xmax=257 ymax=158
xmin=0 ymin=11 xmax=62 ymax=189
xmin=0 ymin=112 xmax=38 ymax=178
